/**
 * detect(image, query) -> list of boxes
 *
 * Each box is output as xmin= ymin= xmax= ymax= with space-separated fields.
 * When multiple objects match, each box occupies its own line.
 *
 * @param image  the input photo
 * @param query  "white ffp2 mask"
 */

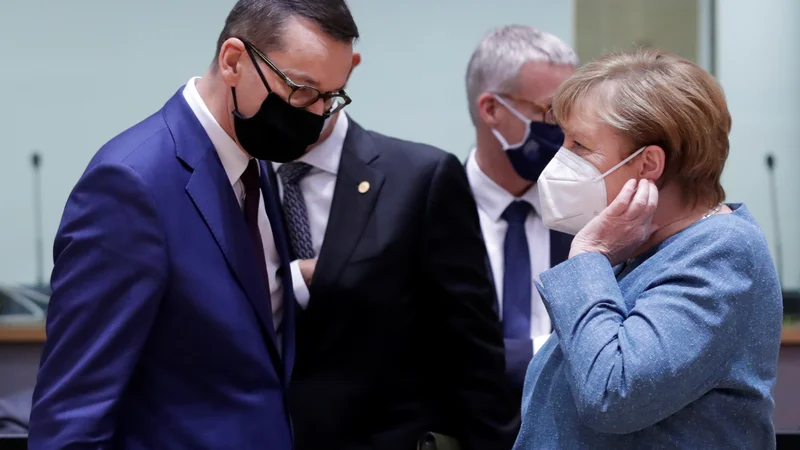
xmin=537 ymin=146 xmax=646 ymax=235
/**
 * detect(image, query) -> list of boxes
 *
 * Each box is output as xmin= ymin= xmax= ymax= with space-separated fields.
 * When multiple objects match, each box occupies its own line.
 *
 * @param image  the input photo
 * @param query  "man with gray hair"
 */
xmin=464 ymin=25 xmax=579 ymax=413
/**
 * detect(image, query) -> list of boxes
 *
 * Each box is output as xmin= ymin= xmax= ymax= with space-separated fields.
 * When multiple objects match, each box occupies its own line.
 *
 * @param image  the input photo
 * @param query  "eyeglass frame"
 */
xmin=496 ymin=93 xmax=557 ymax=125
xmin=241 ymin=39 xmax=352 ymax=117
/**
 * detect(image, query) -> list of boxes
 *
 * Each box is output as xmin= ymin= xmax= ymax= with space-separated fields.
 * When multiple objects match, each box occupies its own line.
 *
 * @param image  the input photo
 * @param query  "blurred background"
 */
xmin=0 ymin=0 xmax=798 ymax=440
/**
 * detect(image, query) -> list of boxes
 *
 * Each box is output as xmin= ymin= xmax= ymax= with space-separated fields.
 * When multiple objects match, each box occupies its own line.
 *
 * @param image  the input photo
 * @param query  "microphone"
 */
xmin=765 ymin=153 xmax=783 ymax=287
xmin=31 ymin=151 xmax=44 ymax=289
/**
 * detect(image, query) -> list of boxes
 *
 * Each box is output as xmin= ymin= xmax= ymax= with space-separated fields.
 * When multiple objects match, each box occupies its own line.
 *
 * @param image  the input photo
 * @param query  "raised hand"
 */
xmin=569 ymin=178 xmax=659 ymax=265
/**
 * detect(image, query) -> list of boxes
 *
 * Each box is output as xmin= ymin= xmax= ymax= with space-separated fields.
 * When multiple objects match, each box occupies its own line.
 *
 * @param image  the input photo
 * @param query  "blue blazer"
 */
xmin=514 ymin=204 xmax=783 ymax=449
xmin=29 ymin=89 xmax=296 ymax=449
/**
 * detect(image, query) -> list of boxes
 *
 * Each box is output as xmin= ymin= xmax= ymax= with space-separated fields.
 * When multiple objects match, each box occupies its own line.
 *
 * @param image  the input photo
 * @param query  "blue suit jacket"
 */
xmin=514 ymin=205 xmax=783 ymax=449
xmin=29 ymin=89 xmax=296 ymax=450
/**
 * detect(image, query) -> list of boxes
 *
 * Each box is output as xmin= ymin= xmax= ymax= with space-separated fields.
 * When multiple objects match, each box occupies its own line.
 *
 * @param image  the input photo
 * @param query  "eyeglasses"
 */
xmin=498 ymin=94 xmax=557 ymax=125
xmin=243 ymin=40 xmax=352 ymax=116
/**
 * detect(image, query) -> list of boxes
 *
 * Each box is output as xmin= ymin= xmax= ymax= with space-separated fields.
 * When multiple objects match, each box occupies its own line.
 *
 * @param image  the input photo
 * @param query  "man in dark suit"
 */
xmin=269 ymin=55 xmax=517 ymax=450
xmin=28 ymin=1 xmax=359 ymax=448
xmin=463 ymin=26 xmax=579 ymax=420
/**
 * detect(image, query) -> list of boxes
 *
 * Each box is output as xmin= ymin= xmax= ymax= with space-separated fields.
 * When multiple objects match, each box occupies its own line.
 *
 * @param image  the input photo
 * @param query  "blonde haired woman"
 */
xmin=514 ymin=50 xmax=783 ymax=449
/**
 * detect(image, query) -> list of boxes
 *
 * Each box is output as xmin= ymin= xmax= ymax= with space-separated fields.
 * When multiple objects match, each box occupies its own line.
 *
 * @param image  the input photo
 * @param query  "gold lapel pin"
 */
xmin=358 ymin=181 xmax=370 ymax=194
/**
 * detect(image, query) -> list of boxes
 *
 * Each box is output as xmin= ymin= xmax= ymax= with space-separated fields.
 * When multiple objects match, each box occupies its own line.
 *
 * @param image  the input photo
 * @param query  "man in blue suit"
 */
xmin=28 ymin=1 xmax=360 ymax=448
xmin=463 ymin=25 xmax=579 ymax=426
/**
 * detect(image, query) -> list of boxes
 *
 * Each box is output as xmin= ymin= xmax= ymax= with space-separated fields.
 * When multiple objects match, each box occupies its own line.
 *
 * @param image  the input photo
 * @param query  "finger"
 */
xmin=606 ymin=179 xmax=637 ymax=217
xmin=625 ymin=178 xmax=650 ymax=219
xmin=645 ymin=180 xmax=659 ymax=216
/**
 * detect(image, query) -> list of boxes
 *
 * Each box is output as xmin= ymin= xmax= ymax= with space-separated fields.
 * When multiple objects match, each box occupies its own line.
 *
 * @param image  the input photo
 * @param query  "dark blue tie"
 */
xmin=502 ymin=200 xmax=532 ymax=339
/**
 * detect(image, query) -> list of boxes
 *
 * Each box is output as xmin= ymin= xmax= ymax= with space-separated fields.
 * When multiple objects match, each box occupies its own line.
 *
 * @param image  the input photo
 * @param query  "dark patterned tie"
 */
xmin=277 ymin=162 xmax=315 ymax=260
xmin=502 ymin=200 xmax=532 ymax=339
xmin=240 ymin=159 xmax=270 ymax=292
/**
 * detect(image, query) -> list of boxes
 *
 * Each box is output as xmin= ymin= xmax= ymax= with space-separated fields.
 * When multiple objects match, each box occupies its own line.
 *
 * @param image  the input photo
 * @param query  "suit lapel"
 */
xmin=165 ymin=89 xmax=282 ymax=367
xmin=310 ymin=121 xmax=385 ymax=305
xmin=462 ymin=155 xmax=500 ymax=314
xmin=259 ymin=161 xmax=296 ymax=384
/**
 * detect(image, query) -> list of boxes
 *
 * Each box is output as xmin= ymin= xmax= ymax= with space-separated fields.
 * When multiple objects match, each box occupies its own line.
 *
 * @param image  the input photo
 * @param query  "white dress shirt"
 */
xmin=182 ymin=77 xmax=285 ymax=333
xmin=465 ymin=149 xmax=551 ymax=354
xmin=272 ymin=112 xmax=349 ymax=309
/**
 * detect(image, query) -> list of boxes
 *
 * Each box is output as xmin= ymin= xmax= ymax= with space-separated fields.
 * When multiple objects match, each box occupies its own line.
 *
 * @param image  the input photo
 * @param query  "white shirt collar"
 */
xmin=182 ymin=76 xmax=253 ymax=186
xmin=466 ymin=148 xmax=541 ymax=222
xmin=273 ymin=112 xmax=348 ymax=175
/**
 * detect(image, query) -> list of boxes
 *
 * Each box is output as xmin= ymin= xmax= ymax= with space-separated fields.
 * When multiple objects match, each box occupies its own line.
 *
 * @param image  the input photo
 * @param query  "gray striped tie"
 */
xmin=277 ymin=162 xmax=315 ymax=260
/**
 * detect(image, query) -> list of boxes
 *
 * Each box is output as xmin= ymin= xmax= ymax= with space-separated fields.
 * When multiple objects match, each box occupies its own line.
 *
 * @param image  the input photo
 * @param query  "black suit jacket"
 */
xmin=287 ymin=119 xmax=517 ymax=450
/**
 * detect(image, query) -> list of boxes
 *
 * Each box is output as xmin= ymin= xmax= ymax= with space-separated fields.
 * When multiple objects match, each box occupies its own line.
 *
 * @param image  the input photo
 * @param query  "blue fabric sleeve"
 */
xmin=28 ymin=163 xmax=167 ymax=448
xmin=536 ymin=239 xmax=754 ymax=434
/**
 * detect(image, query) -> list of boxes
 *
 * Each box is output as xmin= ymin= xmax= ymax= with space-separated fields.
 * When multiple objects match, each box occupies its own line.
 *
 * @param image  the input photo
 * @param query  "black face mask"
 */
xmin=491 ymin=94 xmax=564 ymax=182
xmin=231 ymin=48 xmax=324 ymax=162
xmin=504 ymin=121 xmax=565 ymax=182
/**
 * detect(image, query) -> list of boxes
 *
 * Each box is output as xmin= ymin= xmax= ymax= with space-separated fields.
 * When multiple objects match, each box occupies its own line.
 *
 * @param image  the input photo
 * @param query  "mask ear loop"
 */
xmin=491 ymin=129 xmax=512 ymax=149
xmin=493 ymin=94 xmax=532 ymax=125
xmin=492 ymin=94 xmax=532 ymax=149
xmin=591 ymin=146 xmax=647 ymax=182
xmin=232 ymin=41 xmax=274 ymax=112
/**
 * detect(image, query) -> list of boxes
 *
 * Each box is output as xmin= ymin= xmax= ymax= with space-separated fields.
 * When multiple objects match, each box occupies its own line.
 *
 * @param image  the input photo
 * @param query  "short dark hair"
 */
xmin=212 ymin=0 xmax=359 ymax=68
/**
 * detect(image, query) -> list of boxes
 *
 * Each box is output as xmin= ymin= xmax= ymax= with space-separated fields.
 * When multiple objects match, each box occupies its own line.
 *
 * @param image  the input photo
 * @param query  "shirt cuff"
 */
xmin=290 ymin=260 xmax=311 ymax=309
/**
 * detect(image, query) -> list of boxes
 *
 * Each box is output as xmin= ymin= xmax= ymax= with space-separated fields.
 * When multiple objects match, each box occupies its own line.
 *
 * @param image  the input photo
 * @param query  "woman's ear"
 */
xmin=640 ymin=144 xmax=665 ymax=181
